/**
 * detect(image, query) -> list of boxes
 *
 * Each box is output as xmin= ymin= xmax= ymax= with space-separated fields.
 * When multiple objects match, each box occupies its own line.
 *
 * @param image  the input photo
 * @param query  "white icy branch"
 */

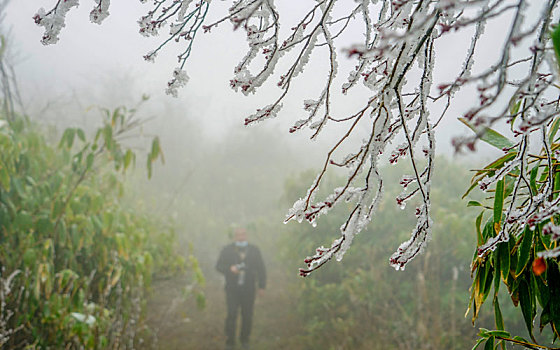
xmin=33 ymin=0 xmax=560 ymax=273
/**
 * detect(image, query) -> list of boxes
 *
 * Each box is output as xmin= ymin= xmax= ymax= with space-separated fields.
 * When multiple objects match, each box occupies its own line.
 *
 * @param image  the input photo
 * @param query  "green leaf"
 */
xmin=486 ymin=330 xmax=509 ymax=338
xmin=0 ymin=165 xmax=10 ymax=191
xmin=498 ymin=242 xmax=510 ymax=281
xmin=468 ymin=200 xmax=483 ymax=207
xmin=147 ymin=155 xmax=153 ymax=179
xmin=508 ymin=238 xmax=518 ymax=277
xmin=464 ymin=152 xmax=516 ymax=199
xmin=548 ymin=263 xmax=560 ymax=332
xmin=482 ymin=218 xmax=494 ymax=240
xmin=111 ymin=107 xmax=123 ymax=127
xmin=555 ymin=172 xmax=560 ymax=200
xmin=483 ymin=336 xmax=495 ymax=350
xmin=76 ymin=128 xmax=86 ymax=142
xmin=549 ymin=117 xmax=560 ymax=144
xmin=534 ymin=273 xmax=550 ymax=309
xmin=196 ymin=292 xmax=206 ymax=309
xmin=472 ymin=338 xmax=485 ymax=350
xmin=540 ymin=302 xmax=551 ymax=332
xmin=14 ymin=211 xmax=33 ymax=232
xmin=515 ymin=227 xmax=533 ymax=277
xmin=59 ymin=128 xmax=76 ymax=149
xmin=478 ymin=328 xmax=490 ymax=338
xmin=510 ymin=99 xmax=522 ymax=116
xmin=150 ymin=137 xmax=164 ymax=163
xmin=494 ymin=296 xmax=504 ymax=331
xmin=103 ymin=125 xmax=113 ymax=150
xmin=86 ymin=152 xmax=94 ymax=170
xmin=529 ymin=165 xmax=539 ymax=196
xmin=36 ymin=216 xmax=53 ymax=235
xmin=464 ymin=182 xmax=480 ymax=200
xmin=493 ymin=250 xmax=501 ymax=296
xmin=23 ymin=249 xmax=37 ymax=268
xmin=509 ymin=99 xmax=522 ymax=131
xmin=476 ymin=212 xmax=484 ymax=247
xmin=518 ymin=279 xmax=536 ymax=341
xmin=551 ymin=23 xmax=560 ymax=71
xmin=124 ymin=149 xmax=134 ymax=171
xmin=494 ymin=179 xmax=504 ymax=225
xmin=459 ymin=118 xmax=514 ymax=151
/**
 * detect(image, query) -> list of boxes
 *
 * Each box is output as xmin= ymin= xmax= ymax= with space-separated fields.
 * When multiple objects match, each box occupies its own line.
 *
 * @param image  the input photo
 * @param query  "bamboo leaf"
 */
xmin=124 ymin=149 xmax=135 ymax=171
xmin=86 ymin=153 xmax=94 ymax=170
xmin=464 ymin=152 xmax=516 ymax=199
xmin=472 ymin=338 xmax=485 ymax=350
xmin=483 ymin=336 xmax=495 ymax=350
xmin=476 ymin=212 xmax=484 ymax=247
xmin=551 ymin=23 xmax=560 ymax=70
xmin=494 ymin=179 xmax=504 ymax=225
xmin=493 ymin=249 xmax=501 ymax=296
xmin=76 ymin=128 xmax=86 ymax=142
xmin=519 ymin=279 xmax=536 ymax=341
xmin=498 ymin=242 xmax=510 ymax=281
xmin=515 ymin=227 xmax=533 ymax=277
xmin=548 ymin=263 xmax=560 ymax=332
xmin=0 ymin=165 xmax=10 ymax=191
xmin=529 ymin=165 xmax=539 ymax=196
xmin=494 ymin=296 xmax=505 ymax=331
xmin=486 ymin=330 xmax=509 ymax=338
xmin=459 ymin=118 xmax=514 ymax=150
xmin=549 ymin=117 xmax=560 ymax=144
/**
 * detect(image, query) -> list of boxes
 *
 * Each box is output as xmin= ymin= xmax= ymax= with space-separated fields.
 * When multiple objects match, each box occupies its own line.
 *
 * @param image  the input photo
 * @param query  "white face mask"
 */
xmin=235 ymin=241 xmax=248 ymax=247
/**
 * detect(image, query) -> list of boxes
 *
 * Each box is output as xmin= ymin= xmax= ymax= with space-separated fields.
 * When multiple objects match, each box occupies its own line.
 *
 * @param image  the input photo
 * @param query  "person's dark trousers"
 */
xmin=225 ymin=287 xmax=255 ymax=347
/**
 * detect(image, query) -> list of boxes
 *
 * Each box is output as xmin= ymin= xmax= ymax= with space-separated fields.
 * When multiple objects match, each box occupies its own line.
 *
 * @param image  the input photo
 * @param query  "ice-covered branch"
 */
xmin=34 ymin=0 xmax=560 ymax=274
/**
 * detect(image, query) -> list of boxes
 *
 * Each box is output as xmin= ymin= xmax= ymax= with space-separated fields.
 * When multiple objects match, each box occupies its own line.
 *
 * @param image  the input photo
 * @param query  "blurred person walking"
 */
xmin=216 ymin=228 xmax=266 ymax=350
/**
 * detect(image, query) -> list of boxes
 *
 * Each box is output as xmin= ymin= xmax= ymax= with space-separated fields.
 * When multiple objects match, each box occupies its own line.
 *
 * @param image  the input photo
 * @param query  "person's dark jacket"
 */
xmin=216 ymin=243 xmax=266 ymax=293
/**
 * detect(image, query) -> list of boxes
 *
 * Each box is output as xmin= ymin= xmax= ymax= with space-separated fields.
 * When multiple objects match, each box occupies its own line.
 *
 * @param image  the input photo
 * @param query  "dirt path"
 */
xmin=145 ymin=267 xmax=304 ymax=350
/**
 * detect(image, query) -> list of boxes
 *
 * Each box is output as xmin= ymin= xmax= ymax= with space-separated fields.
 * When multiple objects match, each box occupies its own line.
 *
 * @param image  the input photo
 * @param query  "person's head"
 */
xmin=234 ymin=228 xmax=248 ymax=247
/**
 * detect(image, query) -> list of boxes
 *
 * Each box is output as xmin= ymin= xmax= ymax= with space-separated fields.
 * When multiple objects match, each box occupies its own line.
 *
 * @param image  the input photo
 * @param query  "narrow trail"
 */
xmin=145 ymin=266 xmax=304 ymax=350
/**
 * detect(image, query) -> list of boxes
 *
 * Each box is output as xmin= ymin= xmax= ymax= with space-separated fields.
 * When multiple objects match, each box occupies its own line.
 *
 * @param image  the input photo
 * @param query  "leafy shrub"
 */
xmin=0 ymin=108 xmax=196 ymax=349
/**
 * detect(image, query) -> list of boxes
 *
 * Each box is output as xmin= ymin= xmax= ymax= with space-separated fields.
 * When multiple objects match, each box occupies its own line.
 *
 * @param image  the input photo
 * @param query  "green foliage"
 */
xmin=466 ymin=118 xmax=560 ymax=349
xmin=551 ymin=23 xmax=560 ymax=72
xmin=459 ymin=118 xmax=514 ymax=151
xmin=0 ymin=109 xmax=189 ymax=349
xmin=280 ymin=159 xmax=486 ymax=349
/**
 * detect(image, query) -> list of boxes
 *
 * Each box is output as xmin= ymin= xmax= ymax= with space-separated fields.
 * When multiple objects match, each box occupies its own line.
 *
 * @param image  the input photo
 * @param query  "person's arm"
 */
xmin=216 ymin=246 xmax=229 ymax=275
xmin=254 ymin=246 xmax=266 ymax=290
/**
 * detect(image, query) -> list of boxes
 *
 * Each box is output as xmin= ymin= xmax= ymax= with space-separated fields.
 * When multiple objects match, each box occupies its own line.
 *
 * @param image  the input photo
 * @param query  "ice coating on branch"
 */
xmin=34 ymin=0 xmax=80 ymax=45
xmin=225 ymin=1 xmax=283 ymax=96
xmin=90 ymin=0 xmax=110 ymax=24
xmin=538 ymin=247 xmax=560 ymax=259
xmin=542 ymin=222 xmax=560 ymax=241
xmin=390 ymin=202 xmax=433 ymax=270
xmin=143 ymin=50 xmax=157 ymax=63
xmin=138 ymin=13 xmax=162 ymax=37
xmin=32 ymin=0 xmax=560 ymax=276
xmin=165 ymin=68 xmax=189 ymax=97
xmin=244 ymin=103 xmax=283 ymax=125
xmin=536 ymin=202 xmax=560 ymax=261
xmin=177 ymin=0 xmax=195 ymax=21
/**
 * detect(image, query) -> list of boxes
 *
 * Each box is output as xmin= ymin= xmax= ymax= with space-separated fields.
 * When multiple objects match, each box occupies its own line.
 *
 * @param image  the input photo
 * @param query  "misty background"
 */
xmin=1 ymin=1 xmax=539 ymax=349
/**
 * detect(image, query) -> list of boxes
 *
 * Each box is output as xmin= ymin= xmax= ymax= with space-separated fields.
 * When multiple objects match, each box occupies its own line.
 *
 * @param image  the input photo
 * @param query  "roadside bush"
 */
xmin=0 ymin=108 xmax=197 ymax=349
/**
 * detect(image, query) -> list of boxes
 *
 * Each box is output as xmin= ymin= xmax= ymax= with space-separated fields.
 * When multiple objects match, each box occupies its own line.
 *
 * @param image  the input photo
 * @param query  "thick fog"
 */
xmin=1 ymin=1 xmax=552 ymax=349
